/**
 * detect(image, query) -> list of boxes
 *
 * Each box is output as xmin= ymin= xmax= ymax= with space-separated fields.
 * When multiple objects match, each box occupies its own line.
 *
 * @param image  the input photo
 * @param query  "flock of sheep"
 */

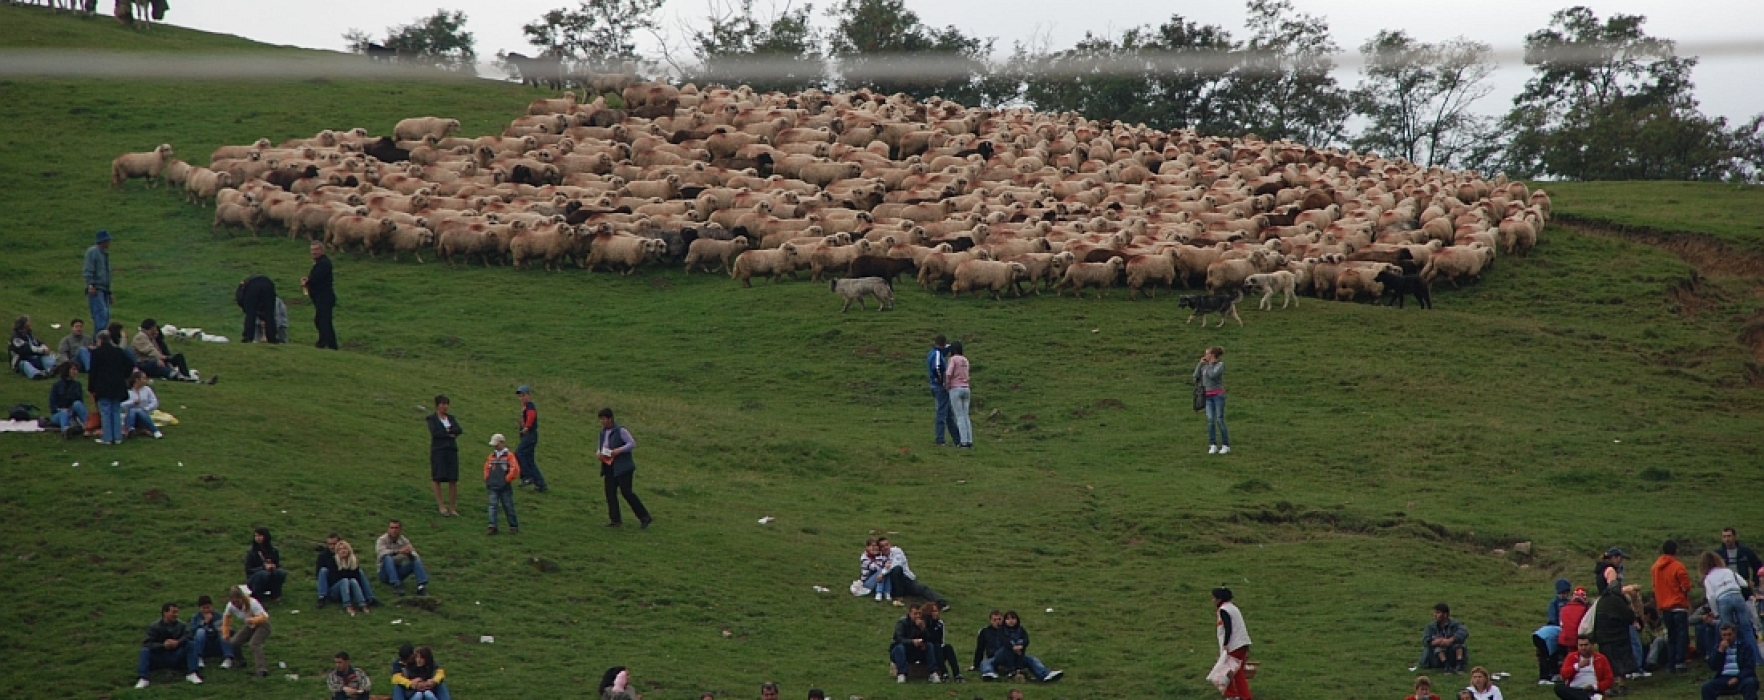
xmin=110 ymin=81 xmax=1550 ymax=312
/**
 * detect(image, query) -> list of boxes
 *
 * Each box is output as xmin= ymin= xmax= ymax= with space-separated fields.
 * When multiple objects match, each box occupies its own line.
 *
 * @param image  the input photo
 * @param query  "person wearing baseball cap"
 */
xmin=84 ymin=230 xmax=114 ymax=333
xmin=483 ymin=433 xmax=521 ymax=535
xmin=514 ymin=386 xmax=548 ymax=492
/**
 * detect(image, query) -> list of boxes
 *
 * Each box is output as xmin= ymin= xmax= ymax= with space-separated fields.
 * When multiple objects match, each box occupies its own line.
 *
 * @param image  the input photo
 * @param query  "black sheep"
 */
xmin=1374 ymin=270 xmax=1432 ymax=309
xmin=361 ymin=137 xmax=409 ymax=163
xmin=847 ymin=255 xmax=915 ymax=288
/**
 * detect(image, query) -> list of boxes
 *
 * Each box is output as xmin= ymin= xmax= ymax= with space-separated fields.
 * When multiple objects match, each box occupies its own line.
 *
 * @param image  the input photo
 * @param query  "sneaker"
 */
xmin=875 ymin=592 xmax=884 ymax=601
xmin=415 ymin=583 xmax=427 ymax=596
xmin=883 ymin=593 xmax=892 ymax=601
xmin=1219 ymin=445 xmax=1231 ymax=454
xmin=1636 ymin=671 xmax=1651 ymax=678
xmin=953 ymin=675 xmax=965 ymax=683
xmin=605 ymin=521 xmax=622 ymax=527
xmin=255 ymin=669 xmax=268 ymax=678
xmin=1207 ymin=444 xmax=1218 ymax=454
xmin=1590 ymin=695 xmax=1603 ymax=700
xmin=346 ymin=606 xmax=357 ymax=617
xmin=982 ymin=672 xmax=998 ymax=681
xmin=317 ymin=598 xmax=328 ymax=609
xmin=1043 ymin=670 xmax=1064 ymax=682
xmin=135 ymin=679 xmax=150 ymax=689
xmin=929 ymin=673 xmax=941 ymax=684
xmin=186 ymin=673 xmax=203 ymax=685
xmin=221 ymin=658 xmax=234 ymax=669
xmin=197 ymin=658 xmax=205 ymax=669
xmin=393 ymin=586 xmax=406 ymax=596
xmin=152 ymin=431 xmax=163 ymax=439
xmin=1539 ymin=679 xmax=1555 ymax=686
xmin=487 ymin=526 xmax=498 ymax=535
xmin=896 ymin=675 xmax=907 ymax=684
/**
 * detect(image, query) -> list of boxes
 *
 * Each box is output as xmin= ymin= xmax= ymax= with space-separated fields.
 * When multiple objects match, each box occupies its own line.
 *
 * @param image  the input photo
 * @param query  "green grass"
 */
xmin=1548 ymin=181 xmax=1764 ymax=253
xmin=2 ymin=6 xmax=1762 ymax=698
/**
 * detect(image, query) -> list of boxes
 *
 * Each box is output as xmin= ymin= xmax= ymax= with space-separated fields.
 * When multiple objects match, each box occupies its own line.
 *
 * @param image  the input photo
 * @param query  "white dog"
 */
xmin=1244 ymin=271 xmax=1298 ymax=310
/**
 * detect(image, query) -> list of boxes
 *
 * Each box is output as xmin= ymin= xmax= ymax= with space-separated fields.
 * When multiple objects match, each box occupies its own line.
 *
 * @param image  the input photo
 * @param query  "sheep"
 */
xmin=683 ymin=236 xmax=750 ymax=273
xmin=437 ymin=226 xmax=501 ymax=267
xmin=586 ymin=233 xmax=664 ymax=274
xmin=808 ymin=239 xmax=873 ymax=281
xmin=1332 ymin=265 xmax=1388 ymax=303
xmin=829 ymin=277 xmax=895 ymax=312
xmin=1421 ymin=244 xmax=1494 ymax=288
xmin=212 ymin=202 xmax=261 ymax=236
xmin=916 ymin=248 xmax=991 ymax=291
xmin=1205 ymin=258 xmax=1264 ymax=294
xmin=325 ymin=215 xmax=397 ymax=254
xmin=731 ymin=244 xmax=802 ymax=287
xmin=1054 ymin=258 xmax=1126 ymax=299
xmin=509 ymin=223 xmax=578 ymax=271
xmin=161 ymin=159 xmax=194 ymax=189
xmin=1374 ymin=269 xmax=1432 ymax=308
xmin=184 ymin=168 xmax=234 ymax=206
xmin=111 ymin=144 xmax=175 ymax=188
xmin=1243 ymin=271 xmax=1298 ymax=310
xmin=383 ymin=223 xmax=436 ymax=263
xmin=950 ymin=260 xmax=1030 ymax=300
xmin=1004 ymin=252 xmax=1071 ymax=295
xmin=1124 ymin=251 xmax=1179 ymax=300
xmin=847 ymin=254 xmax=916 ymax=287
xmin=393 ymin=117 xmax=462 ymax=142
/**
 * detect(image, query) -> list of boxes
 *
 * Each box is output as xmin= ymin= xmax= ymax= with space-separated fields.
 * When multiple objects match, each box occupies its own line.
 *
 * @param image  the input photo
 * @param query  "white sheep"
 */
xmin=829 ymin=277 xmax=895 ymax=312
xmin=683 ymin=236 xmax=750 ymax=274
xmin=950 ymin=260 xmax=1030 ymax=300
xmin=393 ymin=117 xmax=462 ymax=142
xmin=730 ymin=244 xmax=801 ymax=287
xmin=111 ymin=144 xmax=174 ymax=188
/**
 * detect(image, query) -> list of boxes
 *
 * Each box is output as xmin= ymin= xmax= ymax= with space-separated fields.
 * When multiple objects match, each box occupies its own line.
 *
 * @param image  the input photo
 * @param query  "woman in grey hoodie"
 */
xmin=1193 ymin=346 xmax=1229 ymax=454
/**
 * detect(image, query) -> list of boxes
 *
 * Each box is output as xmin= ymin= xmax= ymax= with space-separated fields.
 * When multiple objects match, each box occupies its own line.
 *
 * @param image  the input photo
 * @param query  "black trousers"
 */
xmin=1555 ymin=684 xmax=1601 ymax=700
xmin=1534 ymin=633 xmax=1566 ymax=680
xmin=240 ymin=290 xmax=279 ymax=343
xmin=604 ymin=472 xmax=650 ymax=523
xmin=313 ymin=299 xmax=337 ymax=349
xmin=887 ymin=568 xmax=947 ymax=607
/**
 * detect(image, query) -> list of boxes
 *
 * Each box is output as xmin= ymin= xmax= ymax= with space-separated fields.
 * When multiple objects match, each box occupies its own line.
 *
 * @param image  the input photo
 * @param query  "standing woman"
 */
xmin=426 ymin=395 xmax=463 ymax=517
xmin=1210 ymin=587 xmax=1252 ymax=700
xmin=599 ymin=408 xmax=652 ymax=528
xmin=1194 ymin=346 xmax=1230 ymax=454
xmin=943 ymin=341 xmax=972 ymax=448
xmin=87 ymin=330 xmax=132 ymax=445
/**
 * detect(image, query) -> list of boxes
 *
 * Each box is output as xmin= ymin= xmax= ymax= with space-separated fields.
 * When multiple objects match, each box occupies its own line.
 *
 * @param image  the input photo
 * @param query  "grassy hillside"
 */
xmin=2 ymin=6 xmax=1761 ymax=699
xmin=1549 ymin=181 xmax=1764 ymax=253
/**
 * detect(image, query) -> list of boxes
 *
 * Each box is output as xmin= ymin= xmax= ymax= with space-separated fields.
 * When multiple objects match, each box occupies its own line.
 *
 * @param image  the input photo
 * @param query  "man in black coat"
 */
xmin=88 ymin=330 xmax=133 ymax=445
xmin=302 ymin=242 xmax=337 ymax=349
xmin=235 ymin=275 xmax=280 ymax=344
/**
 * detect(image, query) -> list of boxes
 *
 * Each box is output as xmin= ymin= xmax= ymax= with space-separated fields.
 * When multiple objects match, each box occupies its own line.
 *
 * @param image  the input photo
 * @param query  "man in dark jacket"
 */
xmin=302 ymin=241 xmax=338 ymax=349
xmin=1592 ymin=586 xmax=1639 ymax=679
xmin=925 ymin=335 xmax=960 ymax=445
xmin=515 ymin=386 xmax=547 ymax=492
xmin=235 ymin=274 xmax=281 ymax=343
xmin=891 ymin=604 xmax=941 ymax=683
xmin=1720 ymin=529 xmax=1763 ymax=589
xmin=599 ymin=408 xmax=651 ymax=528
xmin=1419 ymin=602 xmax=1470 ymax=673
xmin=87 ymin=330 xmax=133 ymax=445
xmin=1702 ymin=623 xmax=1760 ymax=700
xmin=974 ymin=610 xmax=1012 ymax=680
xmin=136 ymin=602 xmax=201 ymax=688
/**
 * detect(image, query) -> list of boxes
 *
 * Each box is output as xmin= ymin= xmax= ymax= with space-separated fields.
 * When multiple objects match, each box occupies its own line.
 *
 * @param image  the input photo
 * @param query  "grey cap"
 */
xmin=516 ymin=385 xmax=531 ymax=394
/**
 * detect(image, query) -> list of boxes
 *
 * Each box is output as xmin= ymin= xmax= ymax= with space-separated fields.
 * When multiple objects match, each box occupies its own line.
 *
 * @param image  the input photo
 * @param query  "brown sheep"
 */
xmin=111 ymin=144 xmax=175 ymax=188
xmin=1333 ymin=266 xmax=1388 ymax=302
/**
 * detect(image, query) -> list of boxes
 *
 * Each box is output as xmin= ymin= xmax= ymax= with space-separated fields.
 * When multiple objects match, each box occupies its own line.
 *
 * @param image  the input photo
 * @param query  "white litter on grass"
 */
xmin=1045 ymin=608 xmax=1054 ymax=613
xmin=281 ymin=510 xmax=287 ymax=514
xmin=50 ymin=323 xmax=61 ymax=329
xmin=480 ymin=636 xmax=494 ymax=644
xmin=110 ymin=461 xmax=118 ymax=467
xmin=391 ymin=619 xmax=403 ymax=625
xmin=812 ymin=585 xmax=830 ymax=593
xmin=290 ymin=610 xmax=299 ymax=614
xmin=278 ymin=662 xmax=287 ymax=669
xmin=758 ymin=516 xmax=775 ymax=524
xmin=178 ymin=462 xmax=183 ymax=467
xmin=476 ymin=601 xmax=481 ymax=605
xmin=1613 ymin=439 xmax=1621 ymax=443
xmin=284 ymin=674 xmax=299 ymax=681
xmin=71 ymin=462 xmax=79 ymax=467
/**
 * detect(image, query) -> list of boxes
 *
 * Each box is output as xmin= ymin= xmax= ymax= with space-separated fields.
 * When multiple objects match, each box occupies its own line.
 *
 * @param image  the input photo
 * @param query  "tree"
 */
xmin=343 ymin=10 xmax=478 ymax=74
xmin=1017 ymin=16 xmax=1237 ymax=133
xmin=1350 ymin=31 xmax=1495 ymax=168
xmin=522 ymin=0 xmax=664 ymax=68
xmin=689 ymin=0 xmax=824 ymax=94
xmin=824 ymin=0 xmax=996 ymax=105
xmin=1482 ymin=6 xmax=1754 ymax=181
xmin=1217 ymin=0 xmax=1349 ymax=146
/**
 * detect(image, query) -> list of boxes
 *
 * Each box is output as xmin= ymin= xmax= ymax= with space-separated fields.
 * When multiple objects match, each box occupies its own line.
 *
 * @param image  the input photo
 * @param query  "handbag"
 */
xmin=1193 ymin=382 xmax=1206 ymax=411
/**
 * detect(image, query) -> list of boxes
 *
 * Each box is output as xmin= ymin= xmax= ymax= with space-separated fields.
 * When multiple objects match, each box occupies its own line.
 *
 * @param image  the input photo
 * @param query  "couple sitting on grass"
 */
xmin=856 ymin=536 xmax=947 ymax=608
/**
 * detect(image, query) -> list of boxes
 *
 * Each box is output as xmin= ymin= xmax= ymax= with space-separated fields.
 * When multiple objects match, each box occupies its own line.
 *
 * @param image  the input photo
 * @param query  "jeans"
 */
xmin=53 ymin=401 xmax=88 ymax=430
xmin=1716 ymin=593 xmax=1764 ymax=662
xmin=864 ymin=569 xmax=893 ymax=597
xmin=247 ymin=567 xmax=286 ymax=599
xmin=948 ymin=386 xmax=972 ymax=446
xmin=379 ymin=555 xmax=429 ymax=588
xmin=89 ymin=291 xmax=111 ymax=336
xmin=329 ymin=579 xmax=366 ymax=607
xmin=488 ymin=488 xmax=518 ymax=528
xmin=406 ymin=684 xmax=451 ymax=700
xmin=71 ymin=346 xmax=90 ymax=371
xmin=126 ymin=407 xmax=156 ymax=433
xmin=318 ymin=568 xmax=377 ymax=604
xmin=891 ymin=642 xmax=940 ymax=676
xmin=1666 ymin=609 xmax=1690 ymax=668
xmin=1701 ymin=675 xmax=1759 ymax=700
xmin=1204 ymin=393 xmax=1229 ymax=446
xmin=516 ymin=433 xmax=546 ymax=489
xmin=137 ymin=360 xmax=174 ymax=379
xmin=991 ymin=647 xmax=1052 ymax=679
xmin=191 ymin=626 xmax=231 ymax=659
xmin=604 ymin=471 xmax=650 ymax=524
xmin=1629 ymin=626 xmax=1644 ymax=671
xmin=96 ymin=398 xmax=122 ymax=443
xmin=930 ymin=386 xmax=959 ymax=444
xmin=16 ymin=355 xmax=55 ymax=379
xmin=137 ymin=643 xmax=197 ymax=678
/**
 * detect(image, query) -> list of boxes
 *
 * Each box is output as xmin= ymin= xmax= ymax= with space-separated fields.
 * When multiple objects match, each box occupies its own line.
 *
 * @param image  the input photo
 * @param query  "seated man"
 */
xmin=56 ymin=318 xmax=90 ymax=371
xmin=47 ymin=363 xmax=88 ymax=438
xmin=317 ymin=533 xmax=379 ymax=609
xmin=878 ymin=537 xmax=948 ymax=610
xmin=9 ymin=314 xmax=56 ymax=379
xmin=328 ymin=651 xmax=372 ymax=700
xmin=132 ymin=319 xmax=194 ymax=381
xmin=1419 ymin=602 xmax=1469 ymax=673
xmin=974 ymin=610 xmax=1012 ymax=680
xmin=1555 ymin=635 xmax=1613 ymax=700
xmin=891 ymin=603 xmax=942 ymax=683
xmin=375 ymin=520 xmax=430 ymax=596
xmin=187 ymin=595 xmax=232 ymax=668
xmin=136 ymin=602 xmax=202 ymax=688
xmin=992 ymin=610 xmax=1063 ymax=682
xmin=1703 ymin=623 xmax=1760 ymax=700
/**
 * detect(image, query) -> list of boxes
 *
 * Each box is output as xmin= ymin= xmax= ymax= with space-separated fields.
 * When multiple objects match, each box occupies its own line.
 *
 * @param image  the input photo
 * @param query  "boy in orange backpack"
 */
xmin=483 ymin=434 xmax=521 ymax=535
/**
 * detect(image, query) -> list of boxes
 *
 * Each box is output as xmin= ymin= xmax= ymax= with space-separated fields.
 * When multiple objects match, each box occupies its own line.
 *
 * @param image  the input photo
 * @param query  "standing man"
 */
xmin=1654 ymin=540 xmax=1693 ymax=673
xmin=925 ymin=335 xmax=959 ymax=446
xmin=135 ymin=602 xmax=202 ymax=688
xmin=235 ymin=274 xmax=281 ymax=343
xmin=599 ymin=408 xmax=652 ymax=529
xmin=515 ymin=386 xmax=548 ymax=492
xmin=1719 ymin=528 xmax=1763 ymax=589
xmin=84 ymin=230 xmax=114 ymax=334
xmin=303 ymin=241 xmax=338 ymax=349
xmin=374 ymin=520 xmax=430 ymax=596
xmin=1213 ymin=588 xmax=1251 ymax=699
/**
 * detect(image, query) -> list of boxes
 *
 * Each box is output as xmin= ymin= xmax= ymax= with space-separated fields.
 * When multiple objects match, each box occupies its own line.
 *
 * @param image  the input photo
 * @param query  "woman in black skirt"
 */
xmin=426 ymin=394 xmax=463 ymax=516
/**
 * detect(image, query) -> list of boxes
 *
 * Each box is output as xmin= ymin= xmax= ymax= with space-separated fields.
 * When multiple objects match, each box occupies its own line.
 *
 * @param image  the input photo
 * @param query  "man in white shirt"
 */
xmin=374 ymin=519 xmax=430 ymax=596
xmin=878 ymin=537 xmax=948 ymax=610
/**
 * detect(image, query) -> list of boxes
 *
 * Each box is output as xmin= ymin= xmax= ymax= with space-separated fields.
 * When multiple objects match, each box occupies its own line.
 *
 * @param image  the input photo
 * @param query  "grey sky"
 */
xmin=169 ymin=0 xmax=1763 ymax=124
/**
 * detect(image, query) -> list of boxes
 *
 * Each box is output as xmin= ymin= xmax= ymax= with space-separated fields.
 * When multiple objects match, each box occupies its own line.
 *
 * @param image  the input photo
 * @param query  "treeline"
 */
xmin=348 ymin=1 xmax=1763 ymax=182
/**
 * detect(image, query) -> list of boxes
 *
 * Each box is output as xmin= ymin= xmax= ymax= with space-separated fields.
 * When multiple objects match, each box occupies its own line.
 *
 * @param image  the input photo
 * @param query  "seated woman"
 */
xmin=330 ymin=540 xmax=372 ymax=617
xmin=860 ymin=538 xmax=892 ymax=602
xmin=244 ymin=527 xmax=286 ymax=601
xmin=121 ymin=370 xmax=164 ymax=439
xmin=132 ymin=319 xmax=196 ymax=382
xmin=992 ymin=611 xmax=1063 ymax=682
xmin=394 ymin=646 xmax=449 ymax=700
xmin=47 ymin=363 xmax=88 ymax=438
xmin=9 ymin=314 xmax=57 ymax=379
xmin=890 ymin=603 xmax=942 ymax=683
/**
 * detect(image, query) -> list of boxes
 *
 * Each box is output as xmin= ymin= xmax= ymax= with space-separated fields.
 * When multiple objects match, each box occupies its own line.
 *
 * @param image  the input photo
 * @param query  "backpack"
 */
xmin=8 ymin=403 xmax=37 ymax=421
xmin=485 ymin=452 xmax=514 ymax=492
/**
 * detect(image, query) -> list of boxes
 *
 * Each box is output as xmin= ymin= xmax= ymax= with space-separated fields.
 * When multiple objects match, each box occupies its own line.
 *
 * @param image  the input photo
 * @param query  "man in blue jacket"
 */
xmin=1702 ymin=623 xmax=1759 ymax=700
xmin=926 ymin=335 xmax=960 ymax=446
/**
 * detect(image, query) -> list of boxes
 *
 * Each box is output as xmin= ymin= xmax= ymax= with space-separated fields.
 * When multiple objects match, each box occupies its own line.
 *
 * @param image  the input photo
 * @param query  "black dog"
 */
xmin=1179 ymin=291 xmax=1244 ymax=327
xmin=1374 ymin=270 xmax=1432 ymax=309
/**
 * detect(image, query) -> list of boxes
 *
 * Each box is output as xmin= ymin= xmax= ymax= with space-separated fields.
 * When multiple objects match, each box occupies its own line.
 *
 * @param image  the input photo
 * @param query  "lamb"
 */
xmin=730 ymin=244 xmax=802 ymax=287
xmin=683 ymin=236 xmax=751 ymax=273
xmin=111 ymin=144 xmax=175 ymax=188
xmin=1124 ymin=251 xmax=1178 ymax=300
xmin=829 ymin=277 xmax=895 ymax=312
xmin=212 ymin=202 xmax=261 ymax=236
xmin=950 ymin=260 xmax=1030 ymax=300
xmin=393 ymin=117 xmax=462 ymax=142
xmin=1055 ymin=258 xmax=1126 ymax=299
xmin=1243 ymin=271 xmax=1298 ymax=310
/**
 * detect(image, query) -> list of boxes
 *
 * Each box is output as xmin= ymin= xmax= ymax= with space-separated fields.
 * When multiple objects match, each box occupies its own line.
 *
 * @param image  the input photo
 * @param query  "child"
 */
xmin=1405 ymin=675 xmax=1437 ymax=700
xmin=484 ymin=434 xmax=521 ymax=535
xmin=861 ymin=538 xmax=892 ymax=602
xmin=187 ymin=595 xmax=231 ymax=668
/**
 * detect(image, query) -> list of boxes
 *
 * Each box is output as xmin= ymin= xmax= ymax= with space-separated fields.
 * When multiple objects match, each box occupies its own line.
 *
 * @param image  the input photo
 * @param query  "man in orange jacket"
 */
xmin=1654 ymin=539 xmax=1693 ymax=673
xmin=483 ymin=434 xmax=522 ymax=535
